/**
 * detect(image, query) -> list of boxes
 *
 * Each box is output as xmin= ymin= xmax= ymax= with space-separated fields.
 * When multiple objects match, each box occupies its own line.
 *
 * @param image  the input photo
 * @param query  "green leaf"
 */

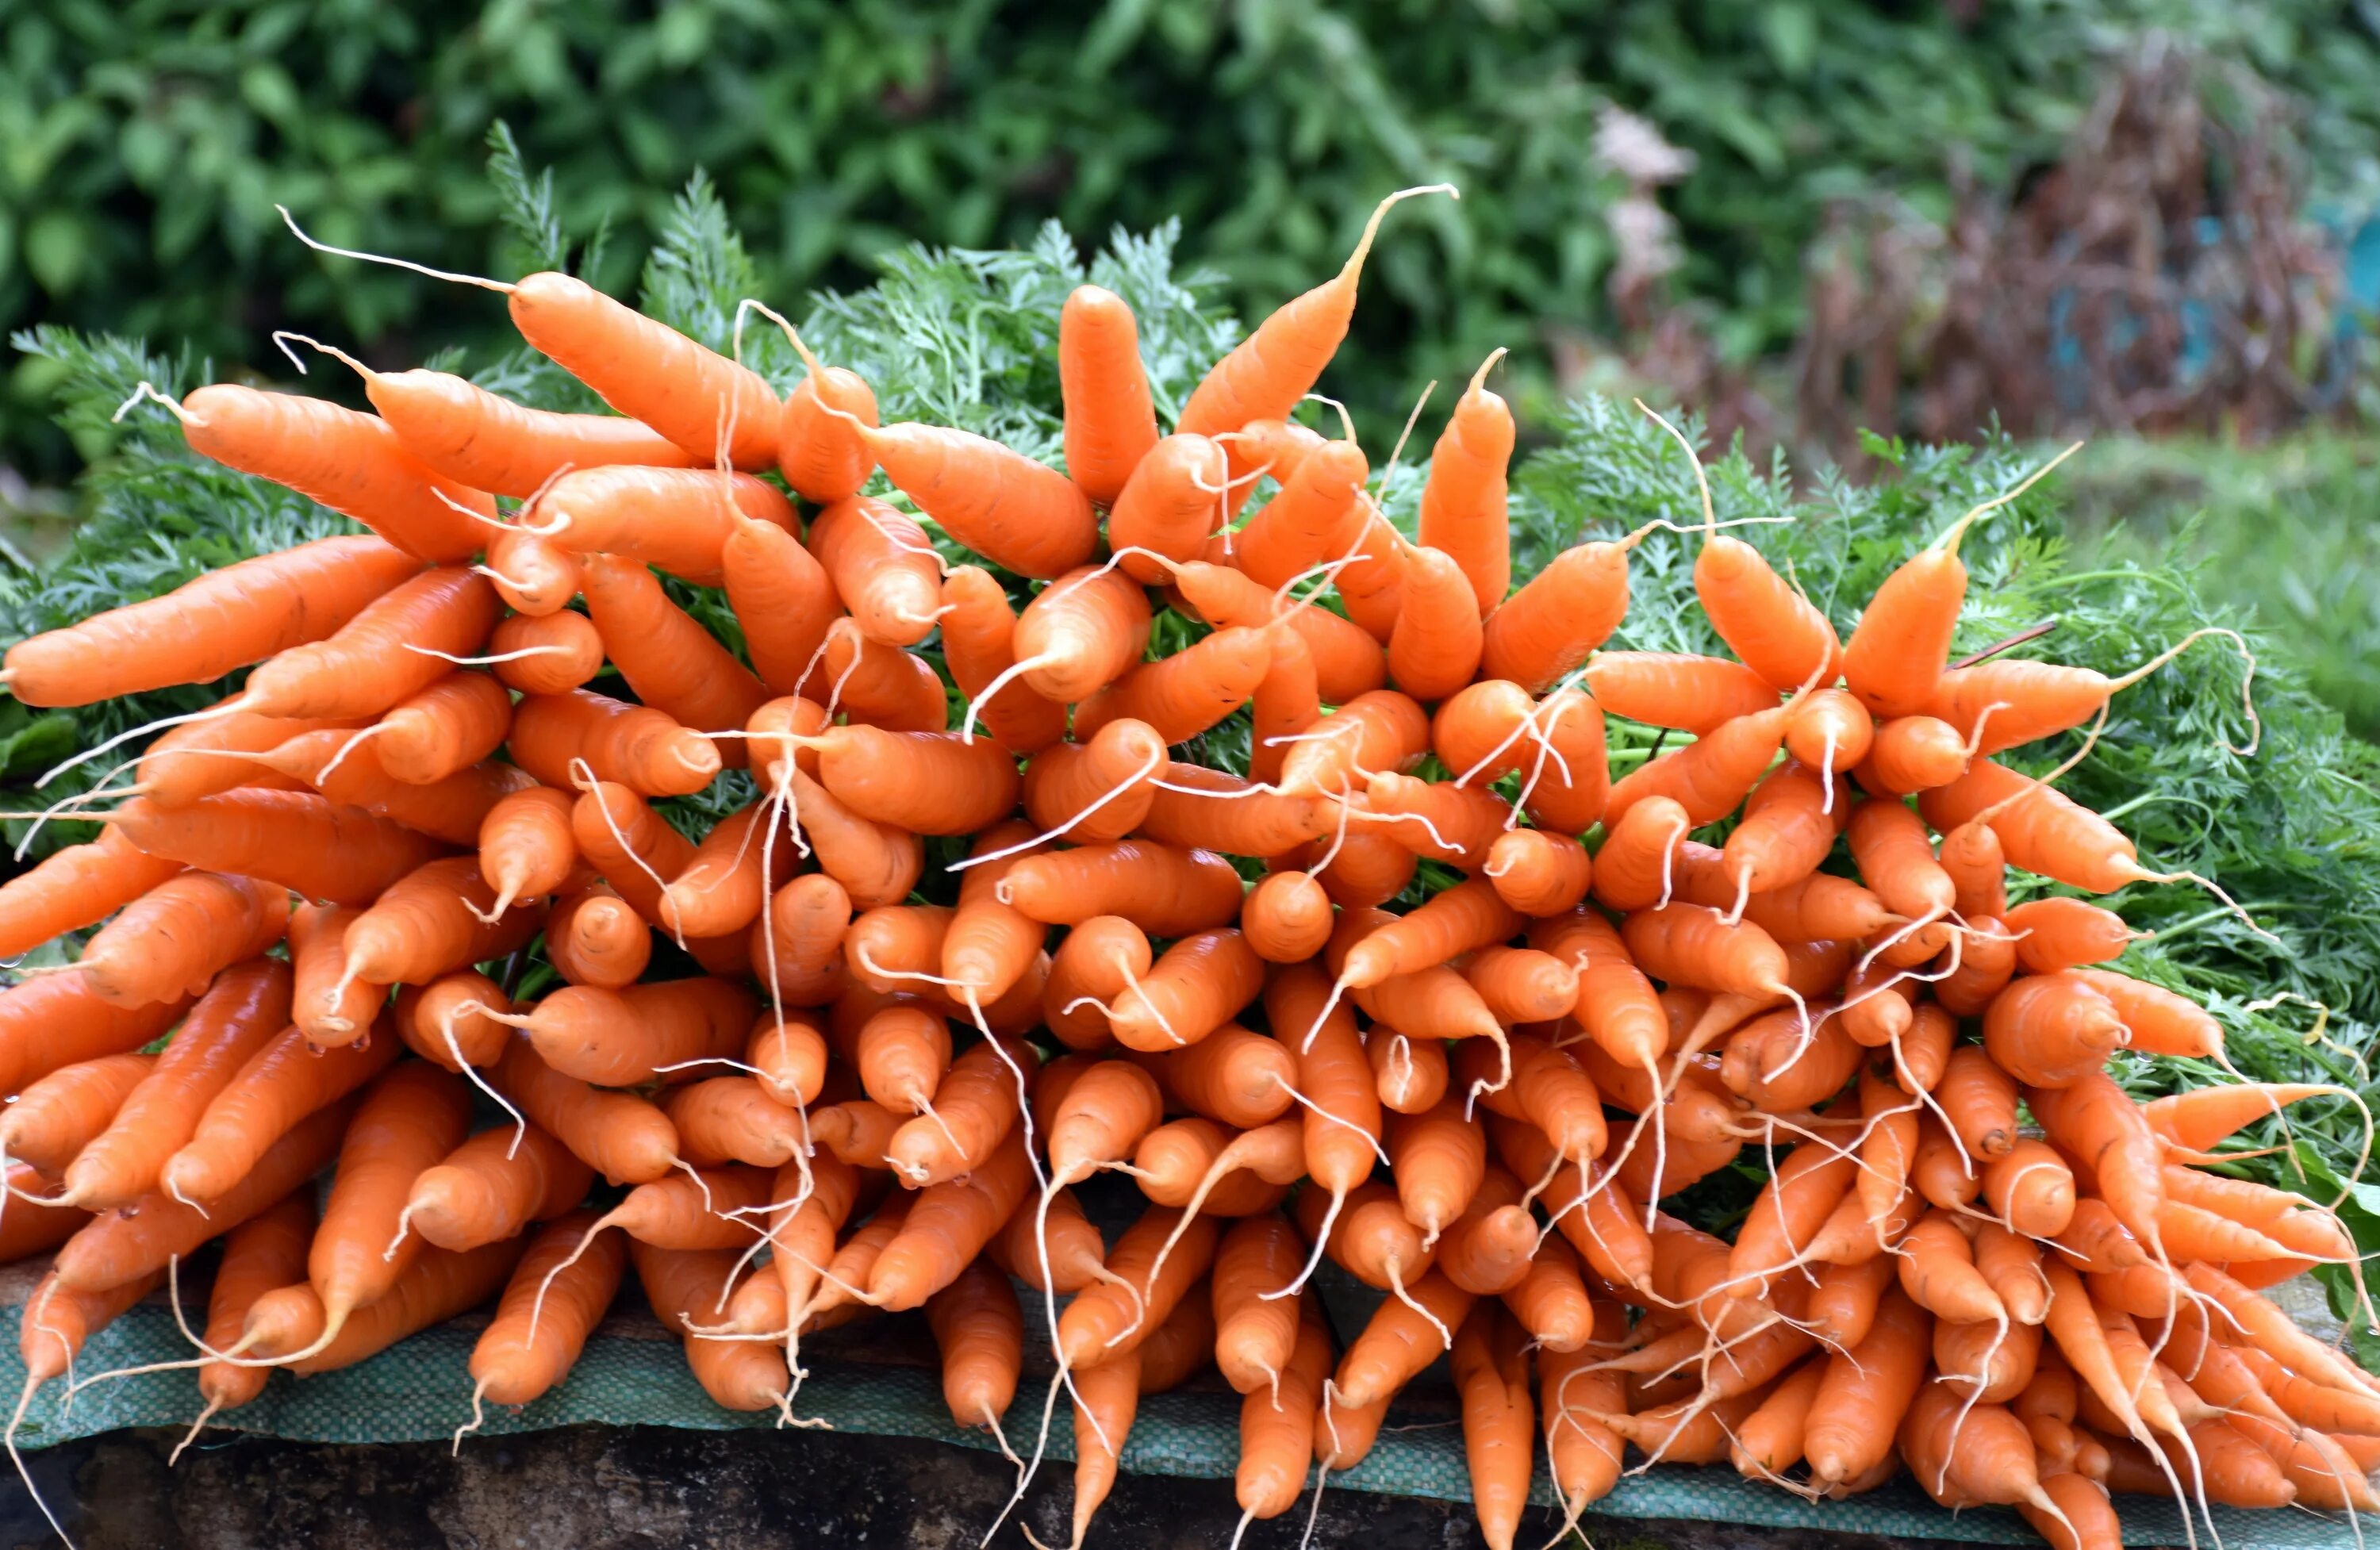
xmin=1761 ymin=3 xmax=1819 ymax=79
xmin=22 ymin=211 xmax=88 ymax=296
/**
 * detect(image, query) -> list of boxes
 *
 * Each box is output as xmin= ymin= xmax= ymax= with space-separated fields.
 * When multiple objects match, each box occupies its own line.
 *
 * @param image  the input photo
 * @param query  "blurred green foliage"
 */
xmin=2064 ymin=432 xmax=2380 ymax=742
xmin=9 ymin=0 xmax=2380 ymax=475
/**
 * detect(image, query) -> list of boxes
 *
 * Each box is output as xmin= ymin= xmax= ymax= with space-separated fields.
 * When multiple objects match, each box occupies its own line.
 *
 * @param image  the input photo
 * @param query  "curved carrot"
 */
xmin=808 ymin=494 xmax=942 ymax=648
xmin=939 ymin=566 xmax=1069 ymax=756
xmin=856 ymin=420 xmax=1098 ymax=579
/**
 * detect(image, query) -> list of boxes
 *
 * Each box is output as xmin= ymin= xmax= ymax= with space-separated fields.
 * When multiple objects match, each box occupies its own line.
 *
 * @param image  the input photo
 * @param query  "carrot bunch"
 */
xmin=0 ymin=182 xmax=2366 ymax=1550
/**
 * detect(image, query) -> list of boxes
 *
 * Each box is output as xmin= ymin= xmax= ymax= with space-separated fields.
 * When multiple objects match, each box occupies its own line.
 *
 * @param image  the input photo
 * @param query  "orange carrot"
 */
xmin=807 ymin=495 xmax=939 ymax=650
xmin=52 ymin=1098 xmax=355 ymax=1292
xmin=0 ymin=1053 xmax=153 ymax=1177
xmin=1000 ymin=840 xmax=1244 ymax=938
xmin=403 ymin=1122 xmax=594 ymax=1253
xmin=1388 ymin=545 xmax=1488 ymax=702
xmin=1176 ymin=185 xmax=1452 ymax=443
xmin=939 ymin=566 xmax=1069 ymax=756
xmin=74 ymin=869 xmax=288 ymax=1008
xmin=5 ymin=535 xmax=421 ymax=707
xmin=1453 ymin=1302 xmax=1534 ymax=1550
xmin=1059 ymin=285 xmax=1161 ymax=506
xmin=0 ymin=829 xmax=185 ymax=959
xmin=1076 ymin=627 xmax=1274 ymax=746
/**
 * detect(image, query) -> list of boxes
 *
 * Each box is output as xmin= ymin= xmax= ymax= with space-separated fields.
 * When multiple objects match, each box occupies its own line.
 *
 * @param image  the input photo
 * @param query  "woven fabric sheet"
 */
xmin=2 ymin=1289 xmax=2362 ymax=1550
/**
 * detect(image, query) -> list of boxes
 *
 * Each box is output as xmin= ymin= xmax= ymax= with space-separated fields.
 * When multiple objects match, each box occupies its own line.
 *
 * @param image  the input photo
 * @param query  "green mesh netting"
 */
xmin=2 ymin=1297 xmax=2362 ymax=1549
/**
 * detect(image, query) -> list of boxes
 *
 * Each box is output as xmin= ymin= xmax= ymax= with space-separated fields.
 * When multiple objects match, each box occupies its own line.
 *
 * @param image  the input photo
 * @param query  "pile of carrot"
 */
xmin=0 ymin=182 xmax=2367 ymax=1550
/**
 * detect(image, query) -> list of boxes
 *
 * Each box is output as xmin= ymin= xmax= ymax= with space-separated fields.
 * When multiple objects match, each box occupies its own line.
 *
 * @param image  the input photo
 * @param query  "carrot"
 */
xmin=5 ymin=537 xmax=413 ymax=711
xmin=1358 ymin=770 xmax=1509 ymax=869
xmin=1137 ymin=764 xmax=1331 ymax=859
xmin=124 ymin=700 xmax=358 ymax=808
xmin=985 ymin=1181 xmax=1100 ymax=1296
xmin=823 ymin=616 xmax=965 ymax=738
xmin=1408 ymin=351 xmax=1515 ymax=613
xmin=228 ymin=566 xmax=499 ymax=722
xmin=1231 ymin=1312 xmax=1329 ymax=1532
xmin=73 ymin=869 xmax=289 ymax=1008
xmin=650 ymin=1076 xmax=796 ymax=1169
xmin=2140 ymin=1083 xmax=2337 ymax=1153
xmin=1541 ymin=1301 xmax=1628 ymax=1517
xmin=991 ymin=565 xmax=1150 ymax=708
xmin=999 ymin=840 xmax=1243 ymax=938
xmin=2226 ymin=1410 xmax=2380 ymax=1510
xmin=159 ymin=1014 xmax=398 ymax=1206
xmin=1917 ymin=760 xmax=2148 ymax=896
xmin=926 ymin=1256 xmax=1024 ymax=1442
xmin=1937 ymin=1044 xmax=2019 ymax=1158
xmin=1933 ymin=915 xmax=2019 ymax=1019
xmin=1983 ymin=973 xmax=2126 ymax=1089
xmin=1802 ymin=1287 xmax=1932 ymax=1483
xmin=181 ymin=1191 xmax=315 ymax=1434
xmin=1296 ymin=830 xmax=1419 ymax=911
xmin=277 ymin=1061 xmax=474 ymax=1360
xmin=350 ymin=355 xmax=693 ymax=494
xmin=543 ymin=889 xmax=651 ymax=991
xmin=868 ymin=1130 xmax=1033 ymax=1310
xmin=527 ymin=466 xmax=792 ymax=585
xmin=508 ymin=976 xmax=754 ymax=1088
xmin=1058 ymin=1343 xmax=1142 ymax=1550
xmin=1275 ymin=689 xmax=1430 ymax=801
xmin=1232 ymin=872 xmax=1330 ymax=965
xmin=775 ymin=767 xmax=922 ymax=914
xmin=1330 ymin=1266 xmax=1476 ymax=1413
xmin=155 ymin=379 xmax=492 ymax=558
xmin=1175 ymin=184 xmax=1450 ymax=443
xmin=1337 ymin=879 xmax=1516 ymax=989
xmin=1100 ymin=928 xmax=1258 ymax=1053
xmin=580 ymin=556 xmax=770 ymax=764
xmin=1075 ymin=627 xmax=1274 ymax=746
xmin=52 ymin=960 xmax=285 ymax=1210
xmin=457 ymin=1208 xmax=624 ymax=1421
xmin=470 ymin=788 xmax=575 ymax=922
xmin=351 ymin=669 xmax=512 ymax=787
xmin=1621 ymin=904 xmax=1792 ymax=1003
xmin=480 ymin=518 xmax=582 ymax=617
xmin=512 ymin=688 xmax=720 ymax=797
xmin=1588 ymin=653 xmax=1779 ymax=735
xmin=1804 ymin=1255 xmax=1899 ymax=1352
xmin=1056 ymin=284 xmax=1161 ymax=506
xmin=343 ymin=860 xmax=541 ymax=1000
xmin=0 ymin=1054 xmax=153 ymax=1177
xmin=652 ymin=800 xmax=793 ymax=943
xmin=1481 ymin=831 xmax=1593 ymax=919
xmin=259 ymin=725 xmax=535 ymax=847
xmin=52 ymin=1097 xmax=354 ymax=1293
xmin=1019 ymin=723 xmax=1164 ymax=845
xmin=1101 ymin=435 xmax=1223 ymax=584
xmin=1722 ymin=759 xmax=1841 ymax=901
xmin=1984 ymin=1139 xmax=2078 ymax=1239
xmin=493 ymin=1039 xmax=679 ymax=1185
xmin=1727 ymin=1140 xmax=1860 ymax=1301
xmin=2062 ymin=969 xmax=2221 ymax=1060
xmin=2007 ymin=898 xmax=2136 ymax=973
xmin=1204 ymin=1212 xmax=1306 ymax=1398
xmin=1387 ymin=545 xmax=1488 ymax=702
xmin=1464 ymin=946 xmax=1580 ymax=1026
xmin=1588 ymin=796 xmax=1692 ymax=914
xmin=1516 ymin=688 xmax=1622 ymax=835
xmin=890 ymin=1022 xmax=1042 ymax=1177
xmin=1479 ymin=534 xmax=1639 ymax=692
xmin=939 ymin=566 xmax=1069 ymax=756
xmin=402 ymin=1123 xmax=593 ymax=1253
xmin=842 ymin=416 xmax=1097 ymax=579
xmin=798 ymin=727 xmax=1020 ymax=838
xmin=631 ymin=1240 xmax=788 ymax=1412
xmin=1452 ymin=1302 xmax=1533 ymax=1550
xmin=1526 ymin=909 xmax=1667 ymax=1074
xmin=0 ymin=829 xmax=182 ymax=961
xmin=1169 ymin=559 xmax=1388 ymax=704
xmin=0 ymin=1162 xmax=90 ymax=1264
xmin=1604 ymin=701 xmax=1797 ymax=829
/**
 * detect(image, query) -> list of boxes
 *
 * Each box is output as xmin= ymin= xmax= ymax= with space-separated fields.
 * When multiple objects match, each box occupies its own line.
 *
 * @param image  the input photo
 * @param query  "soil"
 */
xmin=2 ymin=1425 xmax=1979 ymax=1550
